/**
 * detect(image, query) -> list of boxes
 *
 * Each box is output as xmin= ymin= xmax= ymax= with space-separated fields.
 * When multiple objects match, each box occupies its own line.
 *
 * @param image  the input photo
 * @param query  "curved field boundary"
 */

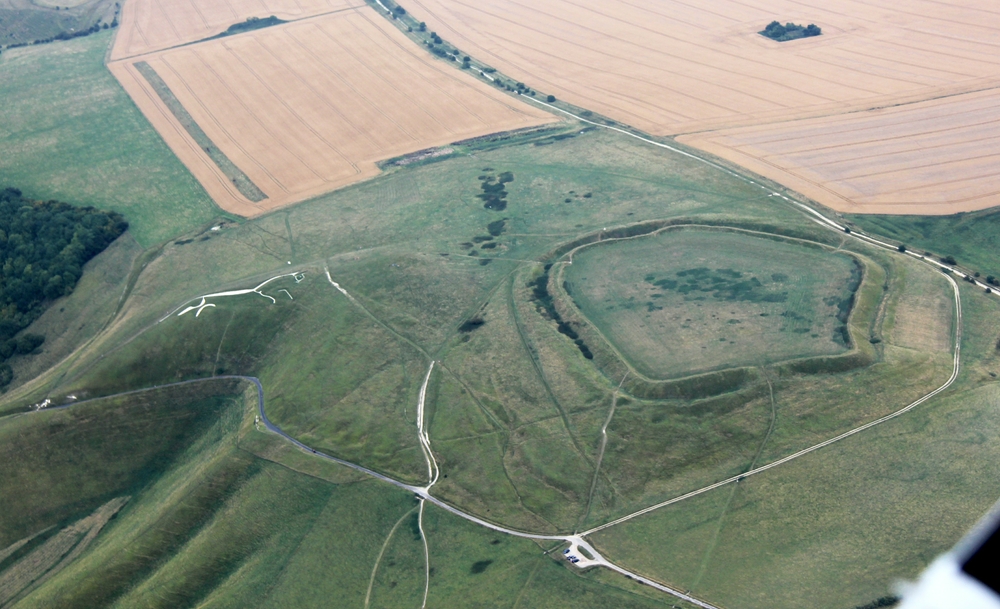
xmin=544 ymin=223 xmax=886 ymax=399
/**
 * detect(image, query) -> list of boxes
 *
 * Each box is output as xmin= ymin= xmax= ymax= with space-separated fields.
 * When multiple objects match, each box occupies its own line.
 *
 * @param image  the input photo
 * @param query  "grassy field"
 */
xmin=563 ymin=228 xmax=860 ymax=378
xmin=850 ymin=210 xmax=1000 ymax=279
xmin=588 ymin=284 xmax=999 ymax=609
xmin=2 ymin=381 xmax=422 ymax=609
xmin=0 ymin=31 xmax=222 ymax=247
xmin=0 ymin=380 xmax=243 ymax=551
xmin=0 ymin=116 xmax=991 ymax=609
xmin=0 ymin=364 xmax=686 ymax=609
xmin=0 ymin=0 xmax=116 ymax=47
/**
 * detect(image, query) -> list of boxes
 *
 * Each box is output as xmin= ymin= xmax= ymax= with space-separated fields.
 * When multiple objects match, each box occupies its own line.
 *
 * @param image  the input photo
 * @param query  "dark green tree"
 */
xmin=0 ymin=188 xmax=127 ymax=387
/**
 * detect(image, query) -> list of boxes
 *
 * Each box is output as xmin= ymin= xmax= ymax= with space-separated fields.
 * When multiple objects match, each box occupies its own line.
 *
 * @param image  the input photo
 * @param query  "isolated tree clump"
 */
xmin=760 ymin=20 xmax=822 ymax=41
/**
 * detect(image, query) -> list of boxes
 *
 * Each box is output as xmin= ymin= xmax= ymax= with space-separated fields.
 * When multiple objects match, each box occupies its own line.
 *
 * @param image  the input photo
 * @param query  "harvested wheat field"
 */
xmin=409 ymin=0 xmax=1000 ymax=135
xmin=110 ymin=0 xmax=363 ymax=59
xmin=107 ymin=8 xmax=554 ymax=216
xmin=679 ymin=89 xmax=1000 ymax=215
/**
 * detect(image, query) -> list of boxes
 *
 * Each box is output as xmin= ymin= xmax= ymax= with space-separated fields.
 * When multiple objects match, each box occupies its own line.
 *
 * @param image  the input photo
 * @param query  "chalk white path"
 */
xmin=324 ymin=267 xmax=353 ymax=299
xmin=416 ymin=362 xmax=438 ymax=488
xmin=112 ymin=111 xmax=977 ymax=605
xmin=414 ymin=361 xmax=437 ymax=609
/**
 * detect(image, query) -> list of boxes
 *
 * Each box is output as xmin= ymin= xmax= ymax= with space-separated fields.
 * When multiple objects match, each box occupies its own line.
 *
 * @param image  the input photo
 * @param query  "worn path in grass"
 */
xmin=15 ymin=96 xmax=981 ymax=607
xmin=25 ymin=234 xmax=964 ymax=608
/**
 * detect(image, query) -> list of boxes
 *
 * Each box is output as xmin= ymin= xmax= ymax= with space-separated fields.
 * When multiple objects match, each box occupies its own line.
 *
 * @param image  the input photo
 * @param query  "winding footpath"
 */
xmin=36 ymin=248 xmax=962 ymax=609
xmin=21 ymin=110 xmax=981 ymax=606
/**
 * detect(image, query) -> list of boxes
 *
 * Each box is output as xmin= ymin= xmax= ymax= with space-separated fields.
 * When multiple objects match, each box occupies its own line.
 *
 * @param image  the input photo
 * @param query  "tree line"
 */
xmin=0 ymin=188 xmax=128 ymax=387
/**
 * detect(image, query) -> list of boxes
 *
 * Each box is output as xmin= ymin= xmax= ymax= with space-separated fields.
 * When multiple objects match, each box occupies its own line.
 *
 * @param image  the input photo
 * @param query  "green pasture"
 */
xmin=0 ymin=112 xmax=992 ymax=609
xmin=563 ymin=228 xmax=860 ymax=378
xmin=0 ymin=0 xmax=115 ymax=46
xmin=580 ymin=251 xmax=956 ymax=529
xmin=589 ymin=319 xmax=999 ymax=609
xmin=0 ymin=380 xmax=242 ymax=551
xmin=0 ymin=372 xmax=683 ymax=609
xmin=0 ymin=31 xmax=220 ymax=247
xmin=850 ymin=209 xmax=1000 ymax=280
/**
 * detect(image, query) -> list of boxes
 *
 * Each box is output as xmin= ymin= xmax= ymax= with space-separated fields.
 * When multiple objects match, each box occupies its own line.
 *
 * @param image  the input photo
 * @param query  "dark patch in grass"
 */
xmin=409 ymin=512 xmax=421 ymax=540
xmin=472 ymin=235 xmax=493 ymax=243
xmin=533 ymin=132 xmax=578 ymax=146
xmin=459 ymin=317 xmax=485 ymax=332
xmin=529 ymin=267 xmax=594 ymax=359
xmin=479 ymin=258 xmax=492 ymax=265
xmin=470 ymin=560 xmax=493 ymax=574
xmin=487 ymin=219 xmax=507 ymax=236
xmin=476 ymin=170 xmax=514 ymax=211
xmin=648 ymin=267 xmax=788 ymax=304
xmin=854 ymin=596 xmax=899 ymax=609
xmin=459 ymin=242 xmax=474 ymax=249
xmin=557 ymin=321 xmax=578 ymax=339
xmin=480 ymin=242 xmax=498 ymax=249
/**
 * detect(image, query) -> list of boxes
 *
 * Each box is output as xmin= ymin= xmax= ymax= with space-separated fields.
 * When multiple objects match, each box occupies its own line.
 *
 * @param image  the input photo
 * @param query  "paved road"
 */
xmin=27 ymin=215 xmax=967 ymax=609
xmin=28 ymin=372 xmax=719 ymax=608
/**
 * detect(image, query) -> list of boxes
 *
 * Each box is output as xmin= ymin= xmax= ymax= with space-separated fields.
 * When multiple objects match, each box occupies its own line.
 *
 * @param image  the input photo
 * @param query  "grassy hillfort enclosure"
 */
xmin=107 ymin=7 xmax=554 ymax=215
xmin=0 ymin=107 xmax=989 ymax=607
xmin=407 ymin=0 xmax=1000 ymax=213
xmin=678 ymin=88 xmax=1000 ymax=215
xmin=562 ymin=229 xmax=859 ymax=379
xmin=109 ymin=0 xmax=364 ymax=59
xmin=5 ymin=0 xmax=1000 ymax=604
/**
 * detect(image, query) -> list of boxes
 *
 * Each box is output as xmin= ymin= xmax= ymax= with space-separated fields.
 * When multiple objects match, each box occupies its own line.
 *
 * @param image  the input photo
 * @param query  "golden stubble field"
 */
xmin=678 ymin=89 xmax=1000 ymax=215
xmin=107 ymin=6 xmax=554 ymax=216
xmin=408 ymin=0 xmax=1000 ymax=213
xmin=110 ymin=0 xmax=364 ymax=59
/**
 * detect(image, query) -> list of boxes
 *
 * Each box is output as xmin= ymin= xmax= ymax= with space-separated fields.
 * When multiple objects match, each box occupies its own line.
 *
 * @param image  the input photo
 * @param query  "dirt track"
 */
xmin=108 ymin=7 xmax=554 ymax=216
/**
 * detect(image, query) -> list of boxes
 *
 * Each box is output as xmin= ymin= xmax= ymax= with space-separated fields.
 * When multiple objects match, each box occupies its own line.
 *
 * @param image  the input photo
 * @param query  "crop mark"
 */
xmin=133 ymin=61 xmax=268 ymax=202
